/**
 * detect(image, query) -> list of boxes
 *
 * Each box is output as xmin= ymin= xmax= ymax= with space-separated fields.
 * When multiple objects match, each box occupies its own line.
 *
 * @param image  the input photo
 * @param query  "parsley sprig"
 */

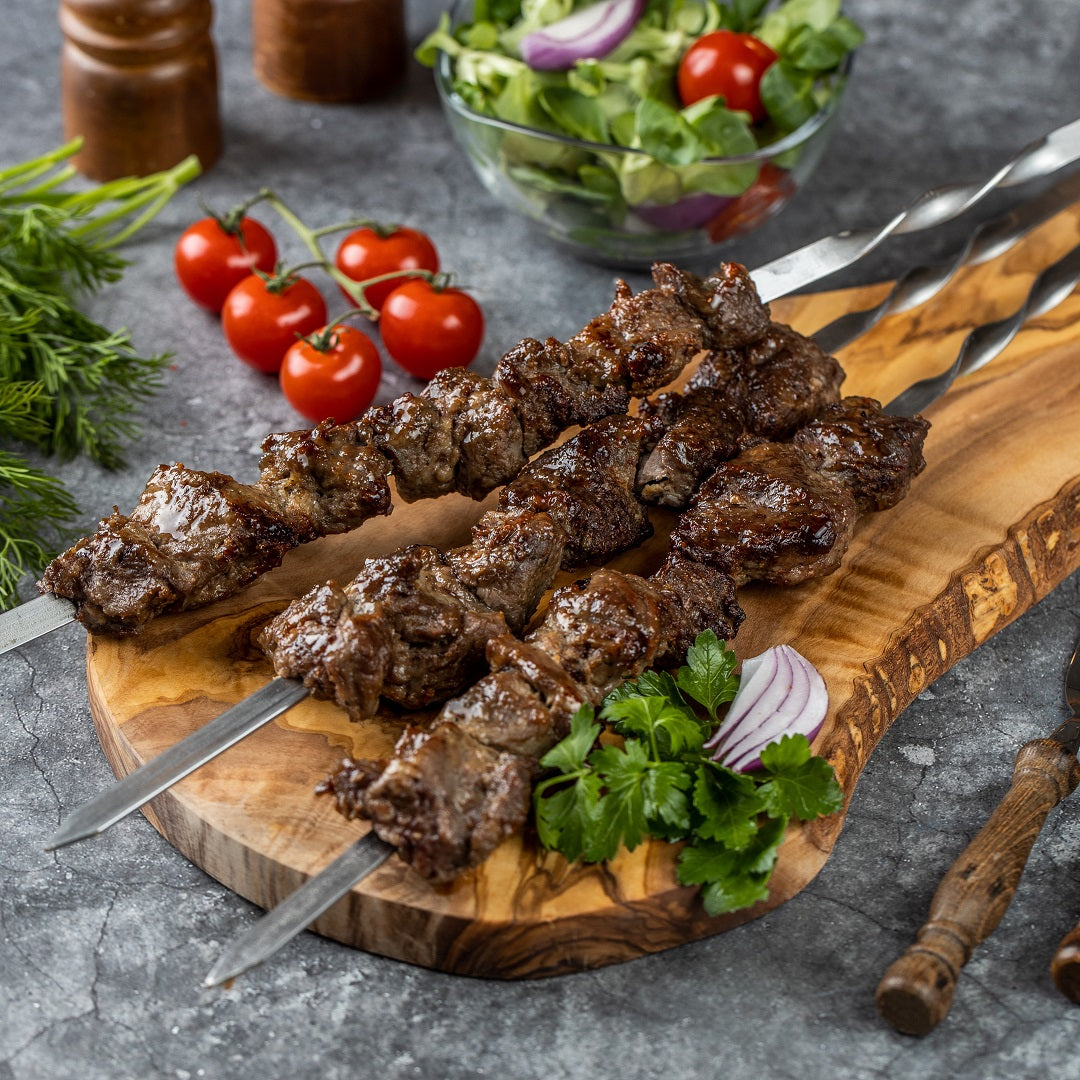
xmin=532 ymin=631 xmax=843 ymax=915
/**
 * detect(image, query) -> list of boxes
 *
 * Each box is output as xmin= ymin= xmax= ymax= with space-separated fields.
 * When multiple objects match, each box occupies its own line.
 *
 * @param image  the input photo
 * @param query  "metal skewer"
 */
xmin=751 ymin=117 xmax=1080 ymax=303
xmin=3 ymin=117 xmax=1080 ymax=658
xmin=811 ymin=167 xmax=1080 ymax=354
xmin=45 ymin=678 xmax=310 ymax=850
xmin=202 ymin=248 xmax=1080 ymax=989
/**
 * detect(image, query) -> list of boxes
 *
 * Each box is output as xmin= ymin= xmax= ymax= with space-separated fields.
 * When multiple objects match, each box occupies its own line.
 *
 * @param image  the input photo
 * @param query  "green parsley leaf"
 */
xmin=538 ymin=704 xmax=599 ymax=774
xmin=757 ymin=734 xmax=844 ymax=821
xmin=584 ymin=741 xmax=650 ymax=860
xmin=534 ymin=770 xmax=603 ymax=862
xmin=602 ymin=694 xmax=705 ymax=758
xmin=692 ymin=762 xmax=764 ymax=848
xmin=677 ymin=816 xmax=788 ymax=915
xmin=642 ymin=761 xmax=693 ymax=833
xmin=675 ymin=629 xmax=739 ymax=720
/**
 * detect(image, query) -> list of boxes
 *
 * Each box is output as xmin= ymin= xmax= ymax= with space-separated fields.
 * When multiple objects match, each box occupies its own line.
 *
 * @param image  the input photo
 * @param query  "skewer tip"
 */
xmin=43 ymin=818 xmax=99 ymax=852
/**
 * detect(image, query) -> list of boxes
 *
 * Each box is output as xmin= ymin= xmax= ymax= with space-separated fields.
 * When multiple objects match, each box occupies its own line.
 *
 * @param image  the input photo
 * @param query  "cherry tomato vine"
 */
xmin=173 ymin=189 xmax=485 ymax=424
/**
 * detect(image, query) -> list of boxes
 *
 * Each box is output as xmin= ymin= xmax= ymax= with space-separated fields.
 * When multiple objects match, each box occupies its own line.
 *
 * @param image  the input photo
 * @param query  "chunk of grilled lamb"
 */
xmin=792 ymin=395 xmax=930 ymax=512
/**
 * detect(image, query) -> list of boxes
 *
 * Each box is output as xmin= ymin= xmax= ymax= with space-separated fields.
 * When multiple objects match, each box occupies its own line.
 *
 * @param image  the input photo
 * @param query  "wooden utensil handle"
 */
xmin=1051 ymin=921 xmax=1080 ymax=1003
xmin=875 ymin=738 xmax=1080 ymax=1036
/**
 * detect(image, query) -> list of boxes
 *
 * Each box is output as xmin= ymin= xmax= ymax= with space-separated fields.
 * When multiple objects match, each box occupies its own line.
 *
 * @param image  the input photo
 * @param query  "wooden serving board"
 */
xmin=87 ymin=205 xmax=1080 ymax=979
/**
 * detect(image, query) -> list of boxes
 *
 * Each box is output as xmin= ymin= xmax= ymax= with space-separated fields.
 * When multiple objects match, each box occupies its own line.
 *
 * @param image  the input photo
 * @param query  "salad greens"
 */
xmin=418 ymin=0 xmax=861 ymax=239
xmin=532 ymin=631 xmax=843 ymax=915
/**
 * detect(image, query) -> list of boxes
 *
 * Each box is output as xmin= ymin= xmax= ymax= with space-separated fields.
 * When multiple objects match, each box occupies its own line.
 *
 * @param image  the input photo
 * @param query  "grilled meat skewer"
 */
xmin=259 ymin=322 xmax=845 ymax=721
xmin=39 ymin=262 xmax=770 ymax=637
xmin=321 ymin=397 xmax=930 ymax=882
xmin=43 ymin=305 xmax=844 ymax=854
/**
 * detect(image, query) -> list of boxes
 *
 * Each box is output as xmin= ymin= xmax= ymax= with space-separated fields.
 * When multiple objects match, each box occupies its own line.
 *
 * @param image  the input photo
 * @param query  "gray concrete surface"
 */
xmin=3 ymin=0 xmax=1080 ymax=1076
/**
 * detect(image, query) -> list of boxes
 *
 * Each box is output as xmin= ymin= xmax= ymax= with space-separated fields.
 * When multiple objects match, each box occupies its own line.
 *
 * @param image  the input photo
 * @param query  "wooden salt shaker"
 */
xmin=252 ymin=0 xmax=406 ymax=103
xmin=59 ymin=0 xmax=223 ymax=181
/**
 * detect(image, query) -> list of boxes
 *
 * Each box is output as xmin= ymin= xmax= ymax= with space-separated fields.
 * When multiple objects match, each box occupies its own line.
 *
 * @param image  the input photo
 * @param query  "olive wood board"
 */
xmin=86 ymin=204 xmax=1080 ymax=979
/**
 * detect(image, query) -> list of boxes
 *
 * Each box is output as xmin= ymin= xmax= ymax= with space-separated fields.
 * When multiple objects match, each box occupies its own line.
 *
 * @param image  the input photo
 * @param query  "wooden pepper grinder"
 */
xmin=251 ymin=0 xmax=406 ymax=103
xmin=59 ymin=0 xmax=223 ymax=181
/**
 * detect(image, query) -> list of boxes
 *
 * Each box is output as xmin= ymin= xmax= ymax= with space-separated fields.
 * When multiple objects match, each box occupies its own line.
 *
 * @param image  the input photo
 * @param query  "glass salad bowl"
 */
xmin=429 ymin=0 xmax=855 ymax=268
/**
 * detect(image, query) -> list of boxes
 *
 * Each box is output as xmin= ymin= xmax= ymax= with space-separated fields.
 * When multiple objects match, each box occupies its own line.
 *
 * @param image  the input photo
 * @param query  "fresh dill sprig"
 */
xmin=0 ymin=140 xmax=198 ymax=607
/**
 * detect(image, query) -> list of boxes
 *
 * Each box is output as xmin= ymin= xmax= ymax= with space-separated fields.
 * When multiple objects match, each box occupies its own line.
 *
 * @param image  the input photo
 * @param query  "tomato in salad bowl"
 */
xmin=419 ymin=0 xmax=859 ymax=268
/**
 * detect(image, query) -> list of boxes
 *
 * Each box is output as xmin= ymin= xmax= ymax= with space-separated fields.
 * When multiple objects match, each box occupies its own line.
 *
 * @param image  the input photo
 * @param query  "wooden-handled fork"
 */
xmin=875 ymin=632 xmax=1080 ymax=1035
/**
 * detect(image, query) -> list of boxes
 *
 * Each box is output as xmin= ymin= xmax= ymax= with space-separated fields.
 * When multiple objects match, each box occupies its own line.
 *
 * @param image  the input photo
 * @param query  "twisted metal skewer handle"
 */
xmin=752 ymin=118 xmax=1080 ymax=303
xmin=887 ymin=240 xmax=1080 ymax=417
xmin=813 ymin=170 xmax=1080 ymax=354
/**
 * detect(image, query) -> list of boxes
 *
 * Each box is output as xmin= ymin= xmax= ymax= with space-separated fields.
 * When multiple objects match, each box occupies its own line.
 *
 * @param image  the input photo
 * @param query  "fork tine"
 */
xmin=813 ymin=170 xmax=1080 ymax=355
xmin=887 ymin=240 xmax=1080 ymax=417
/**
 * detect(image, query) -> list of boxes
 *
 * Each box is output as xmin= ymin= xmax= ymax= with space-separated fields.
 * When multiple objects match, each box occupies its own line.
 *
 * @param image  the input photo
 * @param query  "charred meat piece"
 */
xmin=41 ymin=466 xmax=303 ymax=634
xmin=258 ymin=421 xmax=392 ymax=536
xmin=672 ymin=442 xmax=859 ymax=586
xmin=491 ymin=337 xmax=630 ymax=457
xmin=651 ymin=261 xmax=771 ymax=348
xmin=690 ymin=322 xmax=844 ymax=438
xmin=327 ymin=724 xmax=534 ymax=883
xmin=445 ymin=510 xmax=564 ymax=634
xmin=499 ymin=415 xmax=655 ymax=566
xmin=566 ymin=279 xmax=705 ymax=394
xmin=439 ymin=668 xmax=562 ymax=760
xmin=637 ymin=387 xmax=746 ymax=507
xmin=649 ymin=551 xmax=745 ymax=664
xmin=38 ymin=512 xmax=182 ymax=636
xmin=256 ymin=581 xmax=394 ymax=719
xmin=261 ymin=540 xmax=520 ymax=719
xmin=792 ymin=396 xmax=930 ymax=512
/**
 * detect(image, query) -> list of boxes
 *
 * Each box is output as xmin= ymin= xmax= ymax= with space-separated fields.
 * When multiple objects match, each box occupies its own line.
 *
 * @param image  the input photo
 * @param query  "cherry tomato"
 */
xmin=379 ymin=279 xmax=484 ymax=380
xmin=280 ymin=325 xmax=383 ymax=423
xmin=707 ymin=163 xmax=796 ymax=242
xmin=174 ymin=216 xmax=278 ymax=312
xmin=334 ymin=226 xmax=440 ymax=312
xmin=677 ymin=30 xmax=779 ymax=122
xmin=221 ymin=274 xmax=328 ymax=374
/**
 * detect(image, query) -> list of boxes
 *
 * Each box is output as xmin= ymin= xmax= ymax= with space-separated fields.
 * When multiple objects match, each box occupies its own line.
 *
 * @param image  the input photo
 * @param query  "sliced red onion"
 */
xmin=708 ymin=645 xmax=829 ymax=773
xmin=703 ymin=647 xmax=778 ymax=752
xmin=633 ymin=193 xmax=735 ymax=232
xmin=520 ymin=0 xmax=646 ymax=71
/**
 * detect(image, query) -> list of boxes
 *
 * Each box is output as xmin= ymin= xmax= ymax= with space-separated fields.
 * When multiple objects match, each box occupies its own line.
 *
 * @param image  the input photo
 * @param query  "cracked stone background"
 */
xmin=3 ymin=1 xmax=1080 ymax=1077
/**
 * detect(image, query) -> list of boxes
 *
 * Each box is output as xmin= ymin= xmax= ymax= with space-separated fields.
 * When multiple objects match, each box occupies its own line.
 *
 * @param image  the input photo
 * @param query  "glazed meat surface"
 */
xmin=793 ymin=396 xmax=930 ymax=512
xmin=689 ymin=322 xmax=845 ymax=438
xmin=499 ymin=415 xmax=654 ymax=566
xmin=637 ymin=386 xmax=746 ymax=507
xmin=672 ymin=443 xmax=859 ymax=586
xmin=329 ymin=724 xmax=534 ymax=883
xmin=40 ymin=466 xmax=305 ymax=634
